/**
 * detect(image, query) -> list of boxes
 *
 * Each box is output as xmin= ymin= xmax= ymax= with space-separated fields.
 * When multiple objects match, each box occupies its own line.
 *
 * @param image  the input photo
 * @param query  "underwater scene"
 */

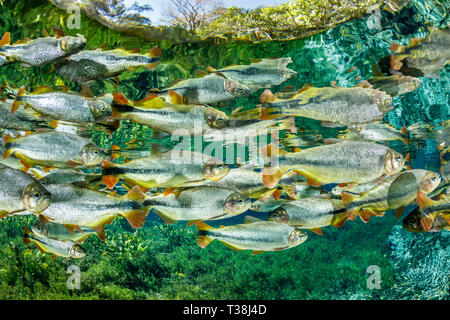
xmin=0 ymin=0 xmax=448 ymax=301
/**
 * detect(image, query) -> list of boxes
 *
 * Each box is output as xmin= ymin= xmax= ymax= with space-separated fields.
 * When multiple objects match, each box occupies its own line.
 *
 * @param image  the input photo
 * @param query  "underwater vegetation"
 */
xmin=0 ymin=0 xmax=448 ymax=300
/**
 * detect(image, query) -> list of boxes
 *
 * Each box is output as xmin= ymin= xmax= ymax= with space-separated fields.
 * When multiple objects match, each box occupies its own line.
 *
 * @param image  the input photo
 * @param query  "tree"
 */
xmin=162 ymin=0 xmax=224 ymax=33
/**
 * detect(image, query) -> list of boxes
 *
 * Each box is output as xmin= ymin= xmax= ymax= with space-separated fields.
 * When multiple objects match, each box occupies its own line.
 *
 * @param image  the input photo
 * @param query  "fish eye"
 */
xmin=93 ymin=150 xmax=99 ymax=155
xmin=34 ymin=192 xmax=41 ymax=198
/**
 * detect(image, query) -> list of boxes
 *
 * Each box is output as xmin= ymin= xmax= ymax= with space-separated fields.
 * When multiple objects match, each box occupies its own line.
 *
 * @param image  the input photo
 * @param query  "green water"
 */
xmin=0 ymin=0 xmax=448 ymax=300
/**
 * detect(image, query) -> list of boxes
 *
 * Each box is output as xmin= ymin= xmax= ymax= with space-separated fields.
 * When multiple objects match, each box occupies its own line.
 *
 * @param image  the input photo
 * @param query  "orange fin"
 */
xmin=252 ymin=250 xmax=265 ymax=255
xmin=186 ymin=220 xmax=201 ymax=227
xmin=169 ymin=91 xmax=185 ymax=105
xmin=113 ymin=92 xmax=130 ymax=105
xmin=11 ymin=100 xmax=22 ymax=113
xmin=417 ymin=191 xmax=434 ymax=208
xmin=4 ymin=133 xmax=14 ymax=144
xmin=125 ymin=185 xmax=146 ymax=203
xmin=96 ymin=230 xmax=107 ymax=242
xmin=123 ymin=208 xmax=149 ymax=229
xmin=260 ymin=89 xmax=276 ymax=104
xmin=102 ymin=175 xmax=119 ymax=189
xmin=197 ymin=235 xmax=213 ymax=249
xmin=272 ymin=189 xmax=283 ymax=201
xmin=262 ymin=167 xmax=285 ymax=189
xmin=394 ymin=206 xmax=405 ymax=220
xmin=149 ymin=47 xmax=162 ymax=58
xmin=154 ymin=209 xmax=177 ymax=225
xmin=310 ymin=227 xmax=323 ymax=235
xmin=0 ymin=32 xmax=11 ymax=48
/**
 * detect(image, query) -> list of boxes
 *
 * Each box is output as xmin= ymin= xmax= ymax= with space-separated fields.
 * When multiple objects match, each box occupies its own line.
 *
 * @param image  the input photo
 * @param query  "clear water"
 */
xmin=0 ymin=0 xmax=448 ymax=300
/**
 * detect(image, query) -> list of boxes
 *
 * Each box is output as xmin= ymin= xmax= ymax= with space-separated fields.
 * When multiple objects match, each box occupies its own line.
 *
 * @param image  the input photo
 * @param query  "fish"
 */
xmin=37 ymin=184 xmax=149 ymax=230
xmin=0 ymin=29 xmax=86 ymax=68
xmin=32 ymin=168 xmax=101 ymax=186
xmin=282 ymin=132 xmax=323 ymax=150
xmin=342 ymin=169 xmax=441 ymax=222
xmin=367 ymin=75 xmax=421 ymax=97
xmin=56 ymin=47 xmax=162 ymax=83
xmin=268 ymin=197 xmax=348 ymax=233
xmin=196 ymin=217 xmax=308 ymax=254
xmin=23 ymin=227 xmax=86 ymax=259
xmin=31 ymin=221 xmax=105 ymax=243
xmin=403 ymin=206 xmax=450 ymax=233
xmin=414 ymin=192 xmax=450 ymax=231
xmin=261 ymin=141 xmax=405 ymax=188
xmin=3 ymin=132 xmax=109 ymax=170
xmin=203 ymin=117 xmax=296 ymax=144
xmin=0 ymin=163 xmax=51 ymax=217
xmin=157 ymin=73 xmax=251 ymax=105
xmin=101 ymin=151 xmax=229 ymax=190
xmin=259 ymin=84 xmax=393 ymax=126
xmin=201 ymin=168 xmax=299 ymax=199
xmin=110 ymin=93 xmax=232 ymax=135
xmin=144 ymin=187 xmax=252 ymax=225
xmin=0 ymin=98 xmax=58 ymax=131
xmin=341 ymin=122 xmax=408 ymax=144
xmin=205 ymin=57 xmax=297 ymax=91
xmin=389 ymin=27 xmax=450 ymax=78
xmin=9 ymin=85 xmax=113 ymax=123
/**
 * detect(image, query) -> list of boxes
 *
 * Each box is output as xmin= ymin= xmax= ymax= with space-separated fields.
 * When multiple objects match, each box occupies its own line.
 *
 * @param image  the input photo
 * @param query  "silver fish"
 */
xmin=4 ymin=131 xmax=109 ymax=169
xmin=159 ymin=73 xmax=251 ymax=105
xmin=32 ymin=221 xmax=105 ymax=243
xmin=206 ymin=58 xmax=297 ymax=91
xmin=38 ymin=184 xmax=149 ymax=230
xmin=0 ymin=163 xmax=51 ymax=217
xmin=260 ymin=85 xmax=393 ymax=126
xmin=269 ymin=197 xmax=348 ymax=232
xmin=57 ymin=47 xmax=162 ymax=83
xmin=144 ymin=186 xmax=252 ymax=224
xmin=0 ymin=31 xmax=86 ymax=68
xmin=196 ymin=216 xmax=308 ymax=254
xmin=23 ymin=227 xmax=86 ymax=259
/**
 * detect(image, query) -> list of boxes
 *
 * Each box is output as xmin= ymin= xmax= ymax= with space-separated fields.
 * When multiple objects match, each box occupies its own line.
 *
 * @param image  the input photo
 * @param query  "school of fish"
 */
xmin=0 ymin=25 xmax=448 ymax=260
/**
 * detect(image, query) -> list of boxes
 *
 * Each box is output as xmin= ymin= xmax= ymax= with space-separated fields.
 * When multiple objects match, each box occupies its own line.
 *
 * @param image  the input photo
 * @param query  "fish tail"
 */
xmin=0 ymin=32 xmax=10 ymax=49
xmin=196 ymin=222 xmax=215 ymax=249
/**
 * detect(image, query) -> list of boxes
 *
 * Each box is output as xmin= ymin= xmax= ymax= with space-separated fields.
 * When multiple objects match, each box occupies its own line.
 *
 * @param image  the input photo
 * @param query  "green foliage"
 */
xmin=199 ymin=0 xmax=382 ymax=41
xmin=0 ymin=213 xmax=402 ymax=300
